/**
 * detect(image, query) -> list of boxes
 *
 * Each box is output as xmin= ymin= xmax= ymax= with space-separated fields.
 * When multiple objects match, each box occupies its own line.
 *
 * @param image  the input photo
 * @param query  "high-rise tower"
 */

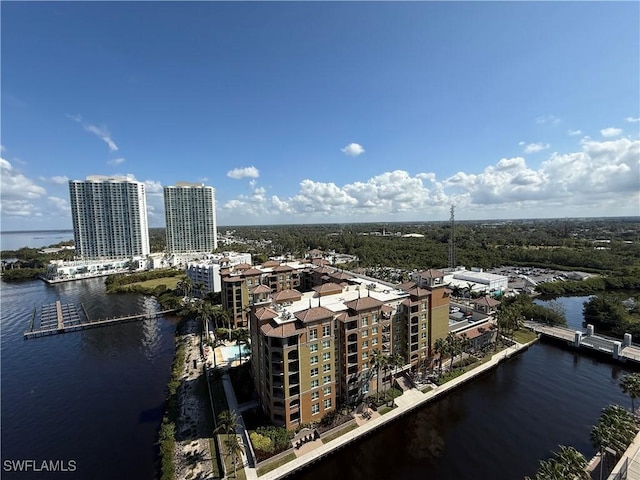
xmin=163 ymin=182 xmax=218 ymax=254
xmin=69 ymin=175 xmax=150 ymax=259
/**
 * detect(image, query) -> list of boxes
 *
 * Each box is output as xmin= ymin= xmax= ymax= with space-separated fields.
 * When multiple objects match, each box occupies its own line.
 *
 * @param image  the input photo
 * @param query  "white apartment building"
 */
xmin=164 ymin=183 xmax=218 ymax=254
xmin=69 ymin=176 xmax=150 ymax=260
xmin=185 ymin=252 xmax=253 ymax=293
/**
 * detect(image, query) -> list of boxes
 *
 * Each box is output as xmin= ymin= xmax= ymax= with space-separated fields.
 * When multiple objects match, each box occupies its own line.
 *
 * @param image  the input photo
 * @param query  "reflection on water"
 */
xmin=1 ymin=277 xmax=177 ymax=480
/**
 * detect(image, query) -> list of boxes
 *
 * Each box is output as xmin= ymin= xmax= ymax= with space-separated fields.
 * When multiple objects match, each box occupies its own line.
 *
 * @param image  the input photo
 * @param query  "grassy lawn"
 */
xmin=321 ymin=423 xmax=358 ymax=443
xmin=512 ymin=329 xmax=538 ymax=344
xmin=421 ymin=386 xmax=433 ymax=393
xmin=256 ymin=452 xmax=297 ymax=476
xmin=132 ymin=276 xmax=182 ymax=290
xmin=378 ymin=406 xmax=394 ymax=415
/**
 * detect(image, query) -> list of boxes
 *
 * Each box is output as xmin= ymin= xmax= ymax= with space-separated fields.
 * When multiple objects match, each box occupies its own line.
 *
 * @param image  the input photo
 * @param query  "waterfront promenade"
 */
xmin=239 ymin=339 xmax=534 ymax=480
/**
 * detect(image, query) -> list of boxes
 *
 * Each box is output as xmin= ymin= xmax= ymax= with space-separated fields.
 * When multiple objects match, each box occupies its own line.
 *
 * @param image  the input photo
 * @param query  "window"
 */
xmin=421 ymin=341 xmax=427 ymax=348
xmin=361 ymin=316 xmax=368 ymax=327
xmin=311 ymin=392 xmax=319 ymax=400
xmin=324 ymin=398 xmax=332 ymax=409
xmin=421 ymin=332 xmax=427 ymax=339
xmin=362 ymin=340 xmax=368 ymax=349
xmin=323 ymin=352 xmax=331 ymax=361
xmin=362 ymin=329 xmax=368 ymax=338
xmin=372 ymin=326 xmax=378 ymax=335
xmin=322 ymin=325 xmax=331 ymax=337
xmin=421 ymin=301 xmax=427 ymax=310
xmin=323 ymin=386 xmax=331 ymax=395
xmin=323 ymin=363 xmax=331 ymax=372
xmin=309 ymin=329 xmax=317 ymax=340
xmin=372 ymin=313 xmax=378 ymax=324
xmin=323 ymin=375 xmax=331 ymax=384
xmin=310 ymin=356 xmax=318 ymax=365
xmin=310 ymin=368 xmax=318 ymax=377
xmin=311 ymin=379 xmax=319 ymax=388
xmin=312 ymin=404 xmax=320 ymax=415
xmin=362 ymin=351 xmax=368 ymax=360
xmin=322 ymin=340 xmax=331 ymax=349
xmin=422 ymin=322 xmax=427 ymax=330
xmin=372 ymin=338 xmax=378 ymax=346
xmin=309 ymin=343 xmax=318 ymax=352
xmin=421 ymin=313 xmax=427 ymax=321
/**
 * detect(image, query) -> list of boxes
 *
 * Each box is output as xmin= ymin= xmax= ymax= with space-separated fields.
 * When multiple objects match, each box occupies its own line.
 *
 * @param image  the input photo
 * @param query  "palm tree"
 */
xmin=591 ymin=405 xmax=639 ymax=479
xmin=214 ymin=409 xmax=239 ymax=436
xmin=231 ymin=328 xmax=250 ymax=363
xmin=526 ymin=445 xmax=589 ymax=480
xmin=434 ymin=337 xmax=446 ymax=378
xmin=177 ymin=277 xmax=193 ymax=299
xmin=380 ymin=354 xmax=392 ymax=402
xmin=220 ymin=309 xmax=234 ymax=341
xmin=224 ymin=434 xmax=244 ymax=478
xmin=620 ymin=373 xmax=640 ymax=414
xmin=369 ymin=349 xmax=385 ymax=403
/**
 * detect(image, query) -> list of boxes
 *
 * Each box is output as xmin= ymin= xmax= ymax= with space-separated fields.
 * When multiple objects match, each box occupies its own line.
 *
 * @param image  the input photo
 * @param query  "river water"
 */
xmin=292 ymin=294 xmax=636 ymax=480
xmin=0 ymin=277 xmax=177 ymax=479
xmin=1 ymin=279 xmax=634 ymax=479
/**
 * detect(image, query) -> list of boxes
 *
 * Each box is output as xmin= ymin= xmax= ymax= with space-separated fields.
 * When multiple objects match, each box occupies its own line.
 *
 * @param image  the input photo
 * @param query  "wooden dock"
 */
xmin=24 ymin=301 xmax=177 ymax=339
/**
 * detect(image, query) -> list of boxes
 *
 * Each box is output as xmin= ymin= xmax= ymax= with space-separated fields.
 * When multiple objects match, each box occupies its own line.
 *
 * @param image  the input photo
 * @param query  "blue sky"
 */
xmin=1 ymin=1 xmax=639 ymax=231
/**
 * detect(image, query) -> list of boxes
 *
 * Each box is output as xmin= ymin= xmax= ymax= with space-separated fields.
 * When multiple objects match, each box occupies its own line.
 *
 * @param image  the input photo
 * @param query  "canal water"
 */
xmin=0 ymin=277 xmax=178 ymax=479
xmin=292 ymin=295 xmax=636 ymax=480
xmin=1 ymin=279 xmax=633 ymax=479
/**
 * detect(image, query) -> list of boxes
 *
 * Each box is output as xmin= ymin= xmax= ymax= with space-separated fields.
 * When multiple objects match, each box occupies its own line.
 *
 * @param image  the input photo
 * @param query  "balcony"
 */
xmin=346 ymin=321 xmax=358 ymax=331
xmin=288 ymin=374 xmax=300 ymax=386
xmin=288 ymin=351 xmax=299 ymax=361
xmin=347 ymin=333 xmax=358 ymax=343
xmin=348 ymin=354 xmax=358 ymax=365
xmin=289 ymin=386 xmax=300 ymax=396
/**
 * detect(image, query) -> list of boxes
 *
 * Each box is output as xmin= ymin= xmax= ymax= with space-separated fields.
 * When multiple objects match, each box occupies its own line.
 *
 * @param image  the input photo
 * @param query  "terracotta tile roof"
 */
xmin=312 ymin=283 xmax=343 ymax=296
xmin=260 ymin=320 xmax=304 ymax=338
xmin=294 ymin=306 xmax=334 ymax=323
xmin=419 ymin=268 xmax=445 ymax=278
xmin=314 ymin=266 xmax=333 ymax=274
xmin=398 ymin=281 xmax=417 ymax=291
xmin=255 ymin=306 xmax=279 ymax=321
xmin=344 ymin=296 xmax=384 ymax=311
xmin=234 ymin=263 xmax=252 ymax=270
xmin=222 ymin=276 xmax=244 ymax=283
xmin=381 ymin=305 xmax=393 ymax=313
xmin=472 ymin=296 xmax=501 ymax=307
xmin=330 ymin=271 xmax=353 ymax=280
xmin=274 ymin=264 xmax=294 ymax=272
xmin=272 ymin=289 xmax=302 ymax=302
xmin=261 ymin=260 xmax=280 ymax=268
xmin=404 ymin=287 xmax=433 ymax=298
xmin=459 ymin=323 xmax=497 ymax=340
xmin=251 ymin=284 xmax=272 ymax=294
xmin=242 ymin=268 xmax=264 ymax=276
xmin=312 ymin=258 xmax=330 ymax=266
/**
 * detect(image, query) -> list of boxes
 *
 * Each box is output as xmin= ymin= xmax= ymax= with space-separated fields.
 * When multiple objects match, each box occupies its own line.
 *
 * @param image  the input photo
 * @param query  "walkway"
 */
xmin=257 ymin=340 xmax=531 ymax=480
xmin=608 ymin=430 xmax=640 ymax=480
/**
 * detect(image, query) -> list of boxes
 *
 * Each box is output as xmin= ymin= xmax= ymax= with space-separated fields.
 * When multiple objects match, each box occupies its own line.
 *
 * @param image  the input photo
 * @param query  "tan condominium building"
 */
xmin=247 ymin=269 xmax=450 ymax=430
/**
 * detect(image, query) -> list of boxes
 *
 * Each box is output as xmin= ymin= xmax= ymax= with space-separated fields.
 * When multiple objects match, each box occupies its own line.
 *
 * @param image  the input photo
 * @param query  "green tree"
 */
xmin=232 ymin=328 xmax=250 ymax=363
xmin=215 ymin=409 xmax=240 ymax=436
xmin=224 ymin=434 xmax=244 ymax=478
xmin=369 ymin=350 xmax=386 ymax=402
xmin=590 ymin=404 xmax=638 ymax=480
xmin=620 ymin=373 xmax=640 ymax=414
xmin=434 ymin=337 xmax=447 ymax=378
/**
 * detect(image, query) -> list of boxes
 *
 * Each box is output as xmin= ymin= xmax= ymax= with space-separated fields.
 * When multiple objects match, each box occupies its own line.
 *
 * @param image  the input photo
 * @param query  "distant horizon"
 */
xmin=1 ymin=214 xmax=639 ymax=235
xmin=2 ymin=2 xmax=638 ymax=230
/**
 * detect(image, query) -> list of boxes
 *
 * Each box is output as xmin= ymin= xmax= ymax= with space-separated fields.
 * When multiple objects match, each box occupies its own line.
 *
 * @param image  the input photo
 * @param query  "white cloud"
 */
xmin=227 ymin=166 xmax=260 ymax=179
xmin=68 ymin=114 xmax=119 ymax=151
xmin=50 ymin=176 xmax=70 ymax=185
xmin=626 ymin=117 xmax=640 ymax=123
xmin=601 ymin=127 xmax=623 ymax=138
xmin=107 ymin=157 xmax=126 ymax=166
xmin=0 ymin=158 xmax=47 ymax=200
xmin=221 ymin=136 xmax=639 ymax=223
xmin=568 ymin=129 xmax=582 ymax=136
xmin=341 ymin=143 xmax=365 ymax=157
xmin=522 ymin=142 xmax=550 ymax=154
xmin=536 ymin=114 xmax=560 ymax=125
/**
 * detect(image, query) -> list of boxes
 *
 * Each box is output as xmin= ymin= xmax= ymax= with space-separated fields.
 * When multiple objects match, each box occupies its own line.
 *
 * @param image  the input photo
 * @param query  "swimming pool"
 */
xmin=219 ymin=345 xmax=250 ymax=362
